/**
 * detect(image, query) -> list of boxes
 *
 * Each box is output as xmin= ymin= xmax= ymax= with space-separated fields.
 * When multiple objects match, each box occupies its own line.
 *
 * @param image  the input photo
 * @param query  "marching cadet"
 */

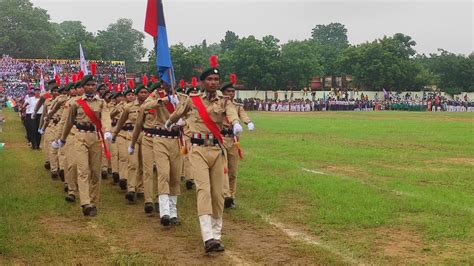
xmin=112 ymin=84 xmax=136 ymax=190
xmin=113 ymin=82 xmax=149 ymax=203
xmin=98 ymin=84 xmax=113 ymax=179
xmin=109 ymin=90 xmax=125 ymax=185
xmin=130 ymin=81 xmax=161 ymax=214
xmin=52 ymin=64 xmax=112 ymax=216
xmin=141 ymin=82 xmax=182 ymax=226
xmin=39 ymin=79 xmax=60 ymax=179
xmin=41 ymin=79 xmax=71 ymax=185
xmin=165 ymin=55 xmax=243 ymax=252
xmin=220 ymin=74 xmax=255 ymax=209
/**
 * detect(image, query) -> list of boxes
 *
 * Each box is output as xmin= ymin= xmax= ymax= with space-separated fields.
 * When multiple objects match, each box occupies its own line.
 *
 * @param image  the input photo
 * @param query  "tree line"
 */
xmin=1 ymin=0 xmax=472 ymax=93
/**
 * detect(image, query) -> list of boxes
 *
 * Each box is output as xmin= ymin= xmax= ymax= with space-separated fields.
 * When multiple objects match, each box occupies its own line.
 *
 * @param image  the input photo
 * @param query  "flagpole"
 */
xmin=168 ymin=68 xmax=175 ymax=96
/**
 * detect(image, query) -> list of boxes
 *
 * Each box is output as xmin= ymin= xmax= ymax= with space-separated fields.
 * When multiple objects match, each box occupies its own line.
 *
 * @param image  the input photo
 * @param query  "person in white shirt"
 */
xmin=23 ymin=88 xmax=43 ymax=149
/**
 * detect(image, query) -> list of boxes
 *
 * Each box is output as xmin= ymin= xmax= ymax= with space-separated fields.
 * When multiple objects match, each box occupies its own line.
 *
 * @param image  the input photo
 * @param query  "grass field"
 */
xmin=0 ymin=109 xmax=473 ymax=265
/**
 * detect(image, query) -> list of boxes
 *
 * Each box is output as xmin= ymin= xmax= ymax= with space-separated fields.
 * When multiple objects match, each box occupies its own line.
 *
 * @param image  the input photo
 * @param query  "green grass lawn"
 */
xmin=237 ymin=111 xmax=474 ymax=264
xmin=1 ymin=109 xmax=473 ymax=264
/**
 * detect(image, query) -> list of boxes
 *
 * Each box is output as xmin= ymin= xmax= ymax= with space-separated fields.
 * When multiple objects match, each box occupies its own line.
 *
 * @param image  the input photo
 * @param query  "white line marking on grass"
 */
xmin=301 ymin=168 xmax=325 ymax=175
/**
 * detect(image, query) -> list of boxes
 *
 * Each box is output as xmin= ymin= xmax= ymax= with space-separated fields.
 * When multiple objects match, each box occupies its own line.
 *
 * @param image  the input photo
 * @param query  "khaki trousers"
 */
xmin=101 ymin=139 xmax=111 ymax=172
xmin=127 ymin=133 xmax=143 ymax=192
xmin=223 ymin=137 xmax=239 ymax=199
xmin=190 ymin=145 xmax=227 ymax=217
xmin=75 ymin=131 xmax=102 ymax=206
xmin=153 ymin=137 xmax=182 ymax=196
xmin=141 ymin=135 xmax=155 ymax=203
xmin=110 ymin=140 xmax=119 ymax=174
xmin=46 ymin=125 xmax=59 ymax=172
xmin=64 ymin=132 xmax=78 ymax=196
xmin=116 ymin=135 xmax=129 ymax=180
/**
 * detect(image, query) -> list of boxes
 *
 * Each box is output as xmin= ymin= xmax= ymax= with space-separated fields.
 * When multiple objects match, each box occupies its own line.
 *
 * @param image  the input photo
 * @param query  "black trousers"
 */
xmin=26 ymin=114 xmax=42 ymax=148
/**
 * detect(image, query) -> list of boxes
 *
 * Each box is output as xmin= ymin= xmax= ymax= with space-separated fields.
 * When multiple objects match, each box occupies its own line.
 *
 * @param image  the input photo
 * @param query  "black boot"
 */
xmin=112 ymin=173 xmax=119 ymax=184
xmin=160 ymin=215 xmax=170 ymax=226
xmin=63 ymin=183 xmax=68 ymax=193
xmin=224 ymin=197 xmax=234 ymax=209
xmin=144 ymin=202 xmax=153 ymax=214
xmin=186 ymin=179 xmax=194 ymax=190
xmin=125 ymin=191 xmax=136 ymax=203
xmin=44 ymin=161 xmax=51 ymax=170
xmin=204 ymin=239 xmax=220 ymax=253
xmin=65 ymin=194 xmax=76 ymax=203
xmin=89 ymin=206 xmax=97 ymax=217
xmin=59 ymin=169 xmax=65 ymax=182
xmin=215 ymin=240 xmax=225 ymax=252
xmin=82 ymin=204 xmax=93 ymax=216
xmin=51 ymin=171 xmax=59 ymax=180
xmin=119 ymin=179 xmax=127 ymax=190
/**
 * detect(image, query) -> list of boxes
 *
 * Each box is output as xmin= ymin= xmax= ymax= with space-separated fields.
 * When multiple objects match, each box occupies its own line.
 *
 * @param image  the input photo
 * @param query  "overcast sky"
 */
xmin=31 ymin=0 xmax=473 ymax=57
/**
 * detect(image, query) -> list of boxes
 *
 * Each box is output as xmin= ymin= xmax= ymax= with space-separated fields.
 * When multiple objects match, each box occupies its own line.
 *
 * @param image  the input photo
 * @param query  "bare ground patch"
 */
xmin=374 ymin=226 xmax=428 ymax=264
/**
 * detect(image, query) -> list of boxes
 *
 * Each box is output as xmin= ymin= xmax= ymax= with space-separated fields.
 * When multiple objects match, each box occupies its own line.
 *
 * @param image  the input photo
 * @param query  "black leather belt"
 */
xmin=74 ymin=123 xmax=96 ymax=132
xmin=122 ymin=123 xmax=134 ymax=131
xmin=221 ymin=128 xmax=233 ymax=137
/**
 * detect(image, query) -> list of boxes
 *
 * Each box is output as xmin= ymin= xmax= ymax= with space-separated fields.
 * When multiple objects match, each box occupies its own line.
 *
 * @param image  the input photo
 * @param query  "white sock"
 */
xmin=211 ymin=216 xmax=223 ymax=240
xmin=158 ymin=194 xmax=170 ymax=217
xmin=199 ymin=215 xmax=213 ymax=243
xmin=169 ymin=195 xmax=178 ymax=218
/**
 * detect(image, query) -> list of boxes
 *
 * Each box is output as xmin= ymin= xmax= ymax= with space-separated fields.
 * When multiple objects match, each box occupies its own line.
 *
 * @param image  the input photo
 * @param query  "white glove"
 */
xmin=170 ymin=95 xmax=179 ymax=105
xmin=31 ymin=113 xmax=36 ymax=119
xmin=176 ymin=118 xmax=185 ymax=126
xmin=247 ymin=122 xmax=255 ymax=131
xmin=51 ymin=139 xmax=65 ymax=149
xmin=233 ymin=123 xmax=243 ymax=136
xmin=38 ymin=128 xmax=45 ymax=135
xmin=128 ymin=145 xmax=135 ymax=155
xmin=104 ymin=131 xmax=113 ymax=141
xmin=165 ymin=119 xmax=172 ymax=130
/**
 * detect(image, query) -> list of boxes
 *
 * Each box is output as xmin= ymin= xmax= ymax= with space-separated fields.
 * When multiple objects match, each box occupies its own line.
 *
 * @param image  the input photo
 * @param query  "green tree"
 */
xmin=311 ymin=23 xmax=349 ymax=75
xmin=280 ymin=40 xmax=324 ymax=89
xmin=53 ymin=21 xmax=101 ymax=59
xmin=0 ymin=0 xmax=57 ymax=58
xmin=220 ymin=30 xmax=239 ymax=52
xmin=311 ymin=22 xmax=349 ymax=49
xmin=96 ymin=18 xmax=146 ymax=72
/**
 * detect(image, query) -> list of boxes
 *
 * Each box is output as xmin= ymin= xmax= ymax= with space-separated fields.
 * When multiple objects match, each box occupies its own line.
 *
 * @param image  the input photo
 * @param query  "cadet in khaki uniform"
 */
xmin=130 ymin=82 xmax=161 ymax=213
xmin=165 ymin=56 xmax=243 ymax=252
xmin=53 ymin=72 xmax=112 ymax=217
xmin=220 ymin=75 xmax=255 ymax=209
xmin=182 ymin=83 xmax=201 ymax=190
xmin=113 ymin=83 xmax=148 ymax=203
xmin=42 ymin=84 xmax=71 ymax=188
xmin=39 ymin=85 xmax=60 ymax=179
xmin=112 ymin=88 xmax=135 ymax=190
xmin=98 ymin=85 xmax=114 ymax=179
xmin=109 ymin=91 xmax=125 ymax=184
xmin=59 ymin=81 xmax=84 ymax=203
xmin=141 ymin=84 xmax=182 ymax=226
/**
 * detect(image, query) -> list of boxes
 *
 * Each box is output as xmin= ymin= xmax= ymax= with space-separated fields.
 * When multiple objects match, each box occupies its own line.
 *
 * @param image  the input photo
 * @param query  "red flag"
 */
xmin=144 ymin=0 xmax=158 ymax=38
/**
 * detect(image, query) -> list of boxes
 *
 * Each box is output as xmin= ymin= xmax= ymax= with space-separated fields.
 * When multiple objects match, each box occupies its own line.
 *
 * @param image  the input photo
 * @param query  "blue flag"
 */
xmin=145 ymin=0 xmax=175 ymax=87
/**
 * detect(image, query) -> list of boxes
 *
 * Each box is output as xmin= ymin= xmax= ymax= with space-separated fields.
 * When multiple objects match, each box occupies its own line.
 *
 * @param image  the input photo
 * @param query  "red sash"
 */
xmin=190 ymin=95 xmax=223 ymax=145
xmin=157 ymin=91 xmax=175 ymax=113
xmin=44 ymin=92 xmax=51 ymax=100
xmin=76 ymin=98 xmax=111 ymax=161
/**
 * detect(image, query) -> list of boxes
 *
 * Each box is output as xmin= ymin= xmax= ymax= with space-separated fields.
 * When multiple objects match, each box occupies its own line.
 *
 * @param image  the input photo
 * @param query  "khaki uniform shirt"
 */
xmin=168 ymin=91 xmax=240 ymax=134
xmin=60 ymin=95 xmax=111 ymax=141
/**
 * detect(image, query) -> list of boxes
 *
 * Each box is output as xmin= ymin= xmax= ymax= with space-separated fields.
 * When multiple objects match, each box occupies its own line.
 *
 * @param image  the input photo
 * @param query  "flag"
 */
xmin=383 ymin=88 xmax=389 ymax=99
xmin=145 ymin=0 xmax=175 ymax=87
xmin=79 ymin=43 xmax=89 ymax=75
xmin=39 ymin=70 xmax=45 ymax=93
